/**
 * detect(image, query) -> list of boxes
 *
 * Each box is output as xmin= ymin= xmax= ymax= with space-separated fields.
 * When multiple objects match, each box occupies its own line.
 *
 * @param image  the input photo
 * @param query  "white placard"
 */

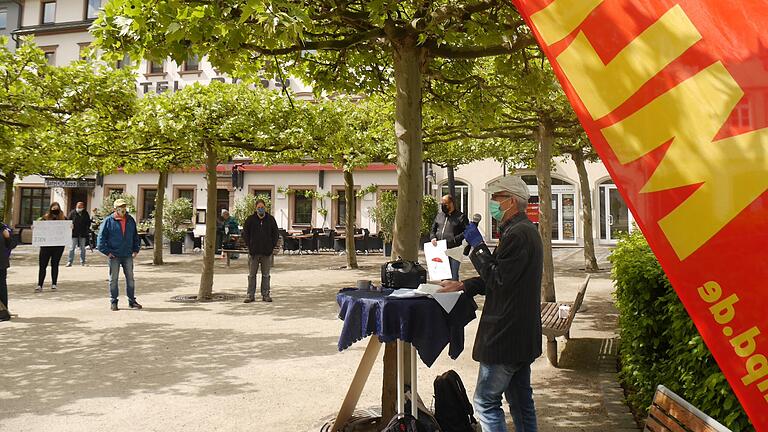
xmin=423 ymin=240 xmax=453 ymax=281
xmin=32 ymin=220 xmax=72 ymax=247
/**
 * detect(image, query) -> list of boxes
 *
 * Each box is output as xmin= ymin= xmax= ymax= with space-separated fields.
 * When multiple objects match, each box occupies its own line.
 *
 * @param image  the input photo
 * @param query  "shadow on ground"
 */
xmin=0 ymin=315 xmax=339 ymax=419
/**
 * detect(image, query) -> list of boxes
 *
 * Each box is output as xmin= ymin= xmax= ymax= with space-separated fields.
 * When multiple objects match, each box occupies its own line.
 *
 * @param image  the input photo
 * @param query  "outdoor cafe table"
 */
xmin=331 ymin=287 xmax=477 ymax=430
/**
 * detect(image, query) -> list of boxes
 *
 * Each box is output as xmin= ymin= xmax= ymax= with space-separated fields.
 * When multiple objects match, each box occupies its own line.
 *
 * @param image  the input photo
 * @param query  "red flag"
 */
xmin=512 ymin=0 xmax=768 ymax=428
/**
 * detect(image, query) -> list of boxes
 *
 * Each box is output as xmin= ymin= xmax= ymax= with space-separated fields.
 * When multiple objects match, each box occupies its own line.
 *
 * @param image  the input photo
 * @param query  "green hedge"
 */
xmin=610 ymin=230 xmax=753 ymax=431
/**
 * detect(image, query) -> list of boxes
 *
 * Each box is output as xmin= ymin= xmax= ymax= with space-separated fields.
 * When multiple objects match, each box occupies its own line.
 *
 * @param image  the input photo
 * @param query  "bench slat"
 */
xmin=541 ymin=303 xmax=559 ymax=325
xmin=644 ymin=415 xmax=673 ymax=432
xmin=648 ymin=405 xmax=688 ymax=432
xmin=654 ymin=391 xmax=729 ymax=432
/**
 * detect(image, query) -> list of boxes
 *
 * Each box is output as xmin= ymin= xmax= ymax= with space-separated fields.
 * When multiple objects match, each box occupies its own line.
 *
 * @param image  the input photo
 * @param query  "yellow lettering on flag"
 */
xmin=557 ymin=5 xmax=702 ymax=120
xmin=530 ymin=0 xmax=604 ymax=46
xmin=601 ymin=62 xmax=768 ymax=260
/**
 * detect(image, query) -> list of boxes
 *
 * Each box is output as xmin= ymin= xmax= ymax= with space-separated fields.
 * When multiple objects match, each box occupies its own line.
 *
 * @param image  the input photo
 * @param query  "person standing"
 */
xmin=0 ymin=223 xmax=13 ymax=320
xmin=439 ymin=176 xmax=543 ymax=432
xmin=36 ymin=202 xmax=66 ymax=292
xmin=97 ymin=199 xmax=142 ymax=311
xmin=430 ymin=194 xmax=469 ymax=280
xmin=241 ymin=199 xmax=278 ymax=303
xmin=67 ymin=201 xmax=91 ymax=267
xmin=218 ymin=209 xmax=240 ymax=258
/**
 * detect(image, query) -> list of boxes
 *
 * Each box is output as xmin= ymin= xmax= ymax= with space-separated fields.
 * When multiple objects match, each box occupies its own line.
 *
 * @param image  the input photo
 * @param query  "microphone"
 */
xmin=464 ymin=214 xmax=482 ymax=255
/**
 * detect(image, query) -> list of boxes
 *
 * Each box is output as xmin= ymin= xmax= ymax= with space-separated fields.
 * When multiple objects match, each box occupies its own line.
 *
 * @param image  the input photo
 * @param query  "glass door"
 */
xmin=600 ymin=184 xmax=630 ymax=242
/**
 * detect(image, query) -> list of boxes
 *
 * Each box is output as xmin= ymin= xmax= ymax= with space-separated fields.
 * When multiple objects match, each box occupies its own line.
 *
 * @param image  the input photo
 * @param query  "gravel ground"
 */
xmin=0 ymin=245 xmax=636 ymax=432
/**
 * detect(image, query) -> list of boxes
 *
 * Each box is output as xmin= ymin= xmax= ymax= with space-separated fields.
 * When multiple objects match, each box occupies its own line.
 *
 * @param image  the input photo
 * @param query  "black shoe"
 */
xmin=243 ymin=297 xmax=255 ymax=303
xmin=262 ymin=295 xmax=272 ymax=302
xmin=129 ymin=302 xmax=143 ymax=309
xmin=111 ymin=303 xmax=119 ymax=311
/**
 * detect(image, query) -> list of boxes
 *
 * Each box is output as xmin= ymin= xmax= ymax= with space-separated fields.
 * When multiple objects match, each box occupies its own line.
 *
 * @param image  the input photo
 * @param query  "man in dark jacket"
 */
xmin=67 ymin=201 xmax=91 ymax=267
xmin=440 ymin=176 xmax=542 ymax=432
xmin=241 ymin=199 xmax=279 ymax=303
xmin=97 ymin=199 xmax=142 ymax=311
xmin=430 ymin=195 xmax=469 ymax=280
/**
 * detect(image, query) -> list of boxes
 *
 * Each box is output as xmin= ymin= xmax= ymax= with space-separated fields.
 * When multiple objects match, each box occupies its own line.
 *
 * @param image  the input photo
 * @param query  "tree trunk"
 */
xmin=344 ymin=170 xmax=358 ymax=269
xmin=381 ymin=35 xmax=426 ymax=424
xmin=2 ymin=173 xmax=14 ymax=225
xmin=153 ymin=171 xmax=168 ymax=265
xmin=447 ymin=165 xmax=456 ymax=200
xmin=572 ymin=152 xmax=599 ymax=272
xmin=536 ymin=121 xmax=556 ymax=302
xmin=198 ymin=145 xmax=217 ymax=300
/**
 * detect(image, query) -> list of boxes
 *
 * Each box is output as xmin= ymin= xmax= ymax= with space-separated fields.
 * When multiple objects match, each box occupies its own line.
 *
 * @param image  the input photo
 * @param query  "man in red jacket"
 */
xmin=241 ymin=199 xmax=279 ymax=303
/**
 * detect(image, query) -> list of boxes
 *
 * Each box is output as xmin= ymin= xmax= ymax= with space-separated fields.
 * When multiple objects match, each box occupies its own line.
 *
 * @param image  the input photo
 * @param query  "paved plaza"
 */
xmin=0 ymin=246 xmax=637 ymax=431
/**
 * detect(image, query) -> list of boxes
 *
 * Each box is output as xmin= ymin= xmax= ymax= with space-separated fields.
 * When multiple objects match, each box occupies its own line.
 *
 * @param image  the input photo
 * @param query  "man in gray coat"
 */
xmin=440 ymin=175 xmax=542 ymax=432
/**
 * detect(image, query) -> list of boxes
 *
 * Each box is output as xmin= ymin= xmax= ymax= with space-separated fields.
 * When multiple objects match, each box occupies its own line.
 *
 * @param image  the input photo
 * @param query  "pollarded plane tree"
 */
xmin=92 ymin=1 xmax=535 ymax=422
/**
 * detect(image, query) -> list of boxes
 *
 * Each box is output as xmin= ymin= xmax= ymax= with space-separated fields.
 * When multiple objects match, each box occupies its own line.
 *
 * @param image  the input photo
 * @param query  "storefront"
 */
xmin=487 ymin=175 xmax=578 ymax=244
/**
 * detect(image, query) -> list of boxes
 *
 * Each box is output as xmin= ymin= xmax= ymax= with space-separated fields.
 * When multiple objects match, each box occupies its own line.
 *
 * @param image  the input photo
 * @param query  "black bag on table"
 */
xmin=381 ymin=257 xmax=427 ymax=289
xmin=433 ymin=370 xmax=478 ymax=432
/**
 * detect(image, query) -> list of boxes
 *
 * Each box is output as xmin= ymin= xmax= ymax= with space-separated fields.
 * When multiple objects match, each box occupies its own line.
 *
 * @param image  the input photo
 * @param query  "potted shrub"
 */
xmin=370 ymin=191 xmax=397 ymax=257
xmin=163 ymin=197 xmax=193 ymax=254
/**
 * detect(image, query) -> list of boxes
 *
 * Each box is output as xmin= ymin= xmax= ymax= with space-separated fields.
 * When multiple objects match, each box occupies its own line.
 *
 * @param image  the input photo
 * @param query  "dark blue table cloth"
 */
xmin=337 ymin=288 xmax=477 ymax=367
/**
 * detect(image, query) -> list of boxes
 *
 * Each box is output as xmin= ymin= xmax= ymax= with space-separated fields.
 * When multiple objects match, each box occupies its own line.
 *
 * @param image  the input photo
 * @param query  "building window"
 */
xmin=148 ymin=60 xmax=164 ymax=74
xmin=176 ymin=188 xmax=194 ymax=203
xmin=140 ymin=188 xmax=157 ymax=221
xmin=293 ymin=190 xmax=312 ymax=226
xmin=116 ymin=54 xmax=132 ymax=69
xmin=86 ymin=0 xmax=103 ymax=19
xmin=19 ymin=187 xmax=51 ymax=225
xmin=182 ymin=55 xmax=200 ymax=72
xmin=41 ymin=1 xmax=56 ymax=24
xmin=0 ymin=9 xmax=7 ymax=30
xmin=41 ymin=47 xmax=56 ymax=66
xmin=334 ymin=189 xmax=358 ymax=227
xmin=440 ymin=181 xmax=469 ymax=215
xmin=78 ymin=43 xmax=91 ymax=61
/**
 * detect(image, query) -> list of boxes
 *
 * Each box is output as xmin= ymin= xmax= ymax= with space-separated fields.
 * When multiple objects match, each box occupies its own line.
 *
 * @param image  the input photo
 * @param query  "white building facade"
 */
xmin=8 ymin=0 xmax=635 ymax=246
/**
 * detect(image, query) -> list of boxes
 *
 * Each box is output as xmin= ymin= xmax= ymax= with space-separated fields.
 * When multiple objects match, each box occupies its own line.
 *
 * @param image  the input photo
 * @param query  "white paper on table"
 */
xmin=423 ymin=240 xmax=453 ymax=281
xmin=388 ymin=288 xmax=429 ymax=299
xmin=387 ymin=284 xmax=463 ymax=313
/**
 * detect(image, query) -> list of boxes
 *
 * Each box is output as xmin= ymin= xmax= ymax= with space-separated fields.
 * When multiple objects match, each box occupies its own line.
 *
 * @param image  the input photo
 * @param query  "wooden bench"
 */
xmin=541 ymin=274 xmax=591 ymax=367
xmin=645 ymin=385 xmax=731 ymax=432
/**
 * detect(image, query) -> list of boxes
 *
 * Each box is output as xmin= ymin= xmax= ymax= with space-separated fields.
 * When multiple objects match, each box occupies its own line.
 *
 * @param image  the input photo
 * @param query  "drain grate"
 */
xmin=169 ymin=292 xmax=244 ymax=303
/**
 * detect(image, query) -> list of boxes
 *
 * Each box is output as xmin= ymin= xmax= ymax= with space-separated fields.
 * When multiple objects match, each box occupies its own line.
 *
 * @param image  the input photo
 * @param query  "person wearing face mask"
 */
xmin=241 ymin=199 xmax=278 ymax=303
xmin=430 ymin=194 xmax=469 ymax=280
xmin=97 ymin=199 xmax=142 ymax=311
xmin=438 ymin=176 xmax=542 ymax=432
xmin=67 ymin=201 xmax=91 ymax=267
xmin=36 ymin=202 xmax=67 ymax=292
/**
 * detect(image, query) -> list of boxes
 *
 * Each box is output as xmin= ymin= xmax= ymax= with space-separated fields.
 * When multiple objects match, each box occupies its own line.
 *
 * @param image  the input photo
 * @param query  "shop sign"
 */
xmin=44 ymin=178 xmax=96 ymax=188
xmin=512 ymin=0 xmax=768 ymax=426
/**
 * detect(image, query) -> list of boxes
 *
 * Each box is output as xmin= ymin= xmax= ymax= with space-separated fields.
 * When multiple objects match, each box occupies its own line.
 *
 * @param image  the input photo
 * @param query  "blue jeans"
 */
xmin=108 ymin=256 xmax=136 ymax=305
xmin=448 ymin=257 xmax=461 ymax=281
xmin=68 ymin=237 xmax=87 ymax=265
xmin=474 ymin=362 xmax=537 ymax=432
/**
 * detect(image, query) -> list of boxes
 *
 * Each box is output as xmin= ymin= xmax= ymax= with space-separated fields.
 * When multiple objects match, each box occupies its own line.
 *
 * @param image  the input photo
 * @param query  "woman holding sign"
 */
xmin=36 ymin=202 xmax=66 ymax=293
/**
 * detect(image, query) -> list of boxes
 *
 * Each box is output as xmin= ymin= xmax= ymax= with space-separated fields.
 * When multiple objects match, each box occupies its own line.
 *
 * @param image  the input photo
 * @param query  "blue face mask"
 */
xmin=489 ymin=200 xmax=505 ymax=221
xmin=257 ymin=208 xmax=266 ymax=216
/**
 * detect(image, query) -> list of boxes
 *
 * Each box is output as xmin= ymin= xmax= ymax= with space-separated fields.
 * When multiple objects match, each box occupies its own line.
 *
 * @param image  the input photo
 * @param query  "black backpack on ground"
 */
xmin=433 ymin=370 xmax=478 ymax=432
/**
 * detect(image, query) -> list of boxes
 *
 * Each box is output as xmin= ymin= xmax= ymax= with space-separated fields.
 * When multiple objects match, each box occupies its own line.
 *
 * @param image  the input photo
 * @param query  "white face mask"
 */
xmin=76 ymin=208 xmax=84 ymax=213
